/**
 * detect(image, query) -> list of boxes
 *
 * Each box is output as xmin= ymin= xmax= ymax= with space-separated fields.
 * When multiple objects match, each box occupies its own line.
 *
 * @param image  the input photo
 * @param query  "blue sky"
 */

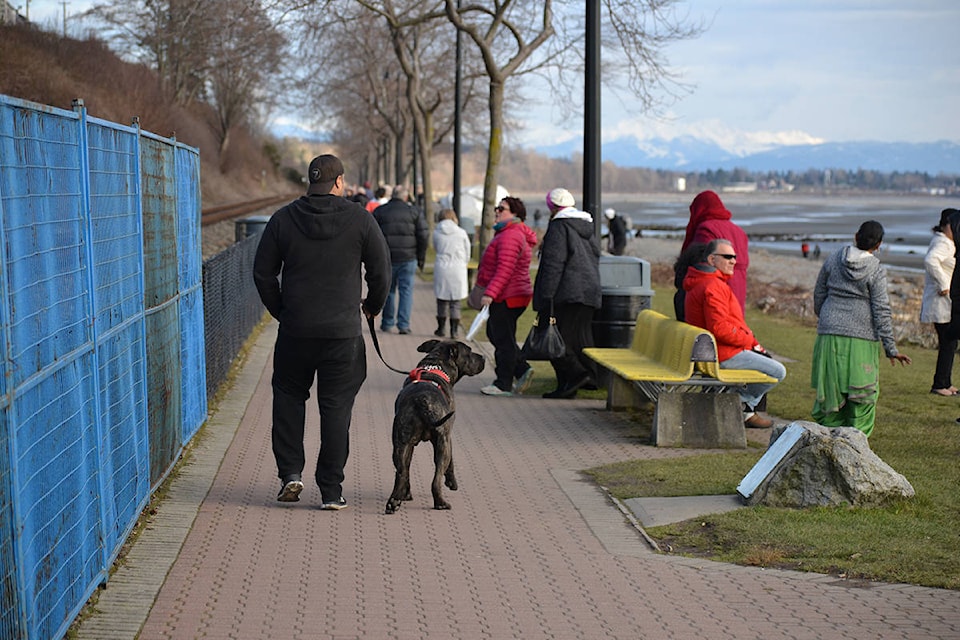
xmin=27 ymin=0 xmax=960 ymax=152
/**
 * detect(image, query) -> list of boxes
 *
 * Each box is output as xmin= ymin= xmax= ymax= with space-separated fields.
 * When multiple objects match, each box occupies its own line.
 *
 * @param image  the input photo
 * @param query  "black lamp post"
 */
xmin=584 ymin=0 xmax=601 ymax=246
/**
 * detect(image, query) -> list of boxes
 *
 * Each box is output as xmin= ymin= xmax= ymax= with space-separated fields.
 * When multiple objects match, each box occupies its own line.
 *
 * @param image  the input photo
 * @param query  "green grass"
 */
xmin=586 ymin=285 xmax=960 ymax=590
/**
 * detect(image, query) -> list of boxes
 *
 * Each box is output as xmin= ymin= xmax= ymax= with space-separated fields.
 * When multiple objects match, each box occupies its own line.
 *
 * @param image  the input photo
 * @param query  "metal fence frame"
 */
xmin=0 ymin=94 xmax=207 ymax=640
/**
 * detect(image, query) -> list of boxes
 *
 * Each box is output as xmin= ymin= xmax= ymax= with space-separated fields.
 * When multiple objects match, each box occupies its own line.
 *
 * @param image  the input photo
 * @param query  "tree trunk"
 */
xmin=418 ymin=109 xmax=436 ymax=234
xmin=478 ymin=79 xmax=505 ymax=256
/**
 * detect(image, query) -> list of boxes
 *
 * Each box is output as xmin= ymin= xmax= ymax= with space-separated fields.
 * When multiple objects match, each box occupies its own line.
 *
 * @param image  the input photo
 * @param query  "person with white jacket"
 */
xmin=921 ymin=208 xmax=958 ymax=396
xmin=432 ymin=209 xmax=472 ymax=338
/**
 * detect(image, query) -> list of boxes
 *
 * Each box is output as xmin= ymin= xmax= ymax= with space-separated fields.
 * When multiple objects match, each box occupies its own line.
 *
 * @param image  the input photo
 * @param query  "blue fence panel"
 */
xmin=0 ymin=95 xmax=204 ymax=639
xmin=1 ymin=102 xmax=89 ymax=389
xmin=144 ymin=301 xmax=182 ymax=486
xmin=14 ymin=355 xmax=100 ymax=640
xmin=176 ymin=146 xmax=201 ymax=292
xmin=175 ymin=146 xmax=206 ymax=441
xmin=140 ymin=135 xmax=178 ymax=308
xmin=95 ymin=322 xmax=149 ymax=552
xmin=0 ymin=97 xmax=104 ymax=640
xmin=0 ymin=407 xmax=24 ymax=640
xmin=86 ymin=117 xmax=145 ymax=333
xmin=179 ymin=286 xmax=206 ymax=441
xmin=85 ymin=115 xmax=150 ymax=559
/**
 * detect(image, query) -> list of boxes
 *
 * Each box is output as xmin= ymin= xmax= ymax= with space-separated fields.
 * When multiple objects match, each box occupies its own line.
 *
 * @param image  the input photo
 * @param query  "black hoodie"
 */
xmin=253 ymin=194 xmax=391 ymax=338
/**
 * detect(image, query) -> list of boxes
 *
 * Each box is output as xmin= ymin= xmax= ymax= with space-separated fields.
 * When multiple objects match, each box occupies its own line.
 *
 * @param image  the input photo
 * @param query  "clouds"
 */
xmin=518 ymin=1 xmax=960 ymax=148
xmin=673 ymin=2 xmax=957 ymax=140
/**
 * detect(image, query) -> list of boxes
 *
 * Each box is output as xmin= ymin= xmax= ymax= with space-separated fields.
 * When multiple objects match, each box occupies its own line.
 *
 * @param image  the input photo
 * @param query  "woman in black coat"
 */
xmin=533 ymin=188 xmax=602 ymax=399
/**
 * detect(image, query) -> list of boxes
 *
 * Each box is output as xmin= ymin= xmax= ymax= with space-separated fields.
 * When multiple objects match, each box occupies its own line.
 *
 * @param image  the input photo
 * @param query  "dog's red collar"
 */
xmin=408 ymin=365 xmax=450 ymax=385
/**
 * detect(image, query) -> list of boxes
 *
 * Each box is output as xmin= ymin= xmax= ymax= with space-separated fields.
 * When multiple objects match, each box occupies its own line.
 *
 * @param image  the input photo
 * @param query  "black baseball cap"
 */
xmin=306 ymin=154 xmax=344 ymax=195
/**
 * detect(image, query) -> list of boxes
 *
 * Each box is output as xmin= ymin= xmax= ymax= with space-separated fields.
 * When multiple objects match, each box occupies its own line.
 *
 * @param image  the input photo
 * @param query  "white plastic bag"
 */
xmin=465 ymin=305 xmax=489 ymax=341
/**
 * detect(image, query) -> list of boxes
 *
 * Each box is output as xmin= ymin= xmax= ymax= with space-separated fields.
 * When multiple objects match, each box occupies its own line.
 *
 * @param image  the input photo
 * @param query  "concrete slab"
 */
xmin=625 ymin=494 xmax=745 ymax=527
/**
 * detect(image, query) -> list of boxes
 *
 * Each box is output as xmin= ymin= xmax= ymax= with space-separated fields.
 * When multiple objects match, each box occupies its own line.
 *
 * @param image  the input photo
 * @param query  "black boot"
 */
xmin=434 ymin=317 xmax=446 ymax=337
xmin=449 ymin=319 xmax=460 ymax=339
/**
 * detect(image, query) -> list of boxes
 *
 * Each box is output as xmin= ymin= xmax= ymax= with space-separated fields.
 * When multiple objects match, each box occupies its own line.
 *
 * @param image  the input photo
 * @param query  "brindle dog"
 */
xmin=385 ymin=339 xmax=485 ymax=514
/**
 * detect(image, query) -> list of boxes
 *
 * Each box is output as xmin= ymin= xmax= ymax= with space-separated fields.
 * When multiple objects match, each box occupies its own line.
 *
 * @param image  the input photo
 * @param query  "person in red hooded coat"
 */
xmin=681 ymin=190 xmax=750 ymax=313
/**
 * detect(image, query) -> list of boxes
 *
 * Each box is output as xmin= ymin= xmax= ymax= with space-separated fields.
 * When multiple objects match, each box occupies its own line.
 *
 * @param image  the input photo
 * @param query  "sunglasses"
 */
xmin=713 ymin=253 xmax=737 ymax=260
xmin=495 ymin=205 xmax=508 ymax=212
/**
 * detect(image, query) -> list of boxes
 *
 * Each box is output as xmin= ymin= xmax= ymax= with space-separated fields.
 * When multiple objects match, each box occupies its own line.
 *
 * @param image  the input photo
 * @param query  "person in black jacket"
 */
xmin=604 ymin=207 xmax=628 ymax=256
xmin=533 ymin=187 xmax=602 ymax=399
xmin=253 ymin=154 xmax=391 ymax=509
xmin=373 ymin=185 xmax=429 ymax=334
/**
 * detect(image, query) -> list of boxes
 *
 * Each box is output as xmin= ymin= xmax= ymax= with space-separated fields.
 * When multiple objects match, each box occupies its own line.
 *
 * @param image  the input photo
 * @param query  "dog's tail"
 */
xmin=432 ymin=412 xmax=455 ymax=428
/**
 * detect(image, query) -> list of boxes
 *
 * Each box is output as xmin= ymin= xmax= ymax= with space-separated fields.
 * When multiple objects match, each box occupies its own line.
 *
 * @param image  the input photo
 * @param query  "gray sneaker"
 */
xmin=277 ymin=479 xmax=304 ymax=502
xmin=321 ymin=497 xmax=348 ymax=510
xmin=513 ymin=367 xmax=535 ymax=394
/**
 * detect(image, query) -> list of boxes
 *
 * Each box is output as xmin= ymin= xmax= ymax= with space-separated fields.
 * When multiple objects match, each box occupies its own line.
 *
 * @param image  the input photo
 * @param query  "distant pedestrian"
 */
xmin=811 ymin=220 xmax=911 ymax=437
xmin=813 ymin=244 xmax=822 ymax=259
xmin=374 ymin=185 xmax=429 ymax=334
xmin=432 ymin=209 xmax=471 ymax=338
xmin=253 ymin=154 xmax=391 ymax=508
xmin=921 ymin=209 xmax=957 ymax=396
xmin=604 ymin=207 xmax=628 ymax=256
xmin=801 ymin=242 xmax=810 ymax=258
xmin=365 ymin=185 xmax=390 ymax=213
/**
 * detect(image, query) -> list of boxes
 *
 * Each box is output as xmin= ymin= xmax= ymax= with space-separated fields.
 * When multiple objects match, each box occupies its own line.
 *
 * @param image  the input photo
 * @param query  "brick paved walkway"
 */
xmin=76 ymin=279 xmax=960 ymax=639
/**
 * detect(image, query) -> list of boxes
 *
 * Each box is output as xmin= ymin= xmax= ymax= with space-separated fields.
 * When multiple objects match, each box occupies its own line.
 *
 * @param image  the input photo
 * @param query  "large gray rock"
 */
xmin=746 ymin=420 xmax=915 ymax=508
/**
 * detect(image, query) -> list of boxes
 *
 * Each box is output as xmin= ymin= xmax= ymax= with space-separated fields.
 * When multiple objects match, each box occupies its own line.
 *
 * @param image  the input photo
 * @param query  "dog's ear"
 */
xmin=451 ymin=342 xmax=471 ymax=361
xmin=418 ymin=339 xmax=440 ymax=353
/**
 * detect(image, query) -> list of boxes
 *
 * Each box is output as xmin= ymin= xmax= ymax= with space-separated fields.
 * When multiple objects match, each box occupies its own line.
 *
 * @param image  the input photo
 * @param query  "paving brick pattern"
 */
xmin=81 ymin=280 xmax=960 ymax=639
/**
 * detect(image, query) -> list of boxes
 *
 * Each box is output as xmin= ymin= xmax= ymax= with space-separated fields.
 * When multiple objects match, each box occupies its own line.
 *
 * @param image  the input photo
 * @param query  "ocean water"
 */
xmin=603 ymin=194 xmax=958 ymax=272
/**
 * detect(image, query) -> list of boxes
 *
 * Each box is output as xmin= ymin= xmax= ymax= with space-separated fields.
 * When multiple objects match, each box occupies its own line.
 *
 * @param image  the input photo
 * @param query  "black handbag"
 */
xmin=521 ymin=301 xmax=565 ymax=360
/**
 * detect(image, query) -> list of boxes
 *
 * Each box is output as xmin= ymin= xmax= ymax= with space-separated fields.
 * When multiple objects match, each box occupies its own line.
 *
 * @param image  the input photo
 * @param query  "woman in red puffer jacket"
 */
xmin=476 ymin=196 xmax=539 ymax=396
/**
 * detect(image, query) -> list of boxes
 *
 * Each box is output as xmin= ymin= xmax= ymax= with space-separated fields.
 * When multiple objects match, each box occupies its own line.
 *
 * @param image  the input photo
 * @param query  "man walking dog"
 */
xmin=254 ymin=154 xmax=391 ymax=509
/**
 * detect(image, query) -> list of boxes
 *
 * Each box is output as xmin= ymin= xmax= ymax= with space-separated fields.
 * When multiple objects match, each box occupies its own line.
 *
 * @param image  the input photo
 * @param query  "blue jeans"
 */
xmin=720 ymin=350 xmax=787 ymax=410
xmin=381 ymin=260 xmax=416 ymax=331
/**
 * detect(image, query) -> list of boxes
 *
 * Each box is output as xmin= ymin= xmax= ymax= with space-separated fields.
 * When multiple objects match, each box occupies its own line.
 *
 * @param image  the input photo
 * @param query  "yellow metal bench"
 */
xmin=584 ymin=310 xmax=777 ymax=448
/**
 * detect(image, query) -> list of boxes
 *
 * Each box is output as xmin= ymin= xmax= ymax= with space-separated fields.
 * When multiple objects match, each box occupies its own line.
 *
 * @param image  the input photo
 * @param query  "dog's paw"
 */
xmin=445 ymin=477 xmax=458 ymax=491
xmin=402 ymin=491 xmax=413 ymax=501
xmin=433 ymin=500 xmax=451 ymax=510
xmin=385 ymin=499 xmax=401 ymax=514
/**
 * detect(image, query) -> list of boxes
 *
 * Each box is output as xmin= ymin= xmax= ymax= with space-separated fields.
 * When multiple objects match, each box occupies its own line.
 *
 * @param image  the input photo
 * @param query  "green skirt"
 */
xmin=811 ymin=334 xmax=880 ymax=436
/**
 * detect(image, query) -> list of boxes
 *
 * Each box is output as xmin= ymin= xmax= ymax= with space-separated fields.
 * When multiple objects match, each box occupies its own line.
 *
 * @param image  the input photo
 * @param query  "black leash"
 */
xmin=366 ymin=313 xmax=410 ymax=375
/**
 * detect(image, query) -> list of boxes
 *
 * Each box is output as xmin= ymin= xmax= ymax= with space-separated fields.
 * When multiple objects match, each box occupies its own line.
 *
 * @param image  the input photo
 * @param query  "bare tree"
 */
xmin=88 ymin=0 xmax=215 ymax=105
xmin=442 ymin=0 xmax=701 ymax=253
xmin=206 ymin=0 xmax=286 ymax=165
xmin=442 ymin=0 xmax=560 ymax=252
xmin=293 ymin=0 xmax=486 ymax=226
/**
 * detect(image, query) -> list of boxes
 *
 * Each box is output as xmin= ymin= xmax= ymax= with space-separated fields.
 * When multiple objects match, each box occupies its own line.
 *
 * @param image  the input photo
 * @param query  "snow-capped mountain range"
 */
xmin=534 ymin=135 xmax=960 ymax=174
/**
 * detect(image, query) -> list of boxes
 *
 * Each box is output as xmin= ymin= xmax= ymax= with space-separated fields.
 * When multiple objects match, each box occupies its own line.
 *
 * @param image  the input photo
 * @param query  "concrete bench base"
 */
xmin=653 ymin=392 xmax=746 ymax=449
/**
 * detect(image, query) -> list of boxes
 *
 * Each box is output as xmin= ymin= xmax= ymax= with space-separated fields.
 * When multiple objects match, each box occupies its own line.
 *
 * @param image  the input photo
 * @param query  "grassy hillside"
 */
xmin=0 ymin=23 xmax=293 ymax=205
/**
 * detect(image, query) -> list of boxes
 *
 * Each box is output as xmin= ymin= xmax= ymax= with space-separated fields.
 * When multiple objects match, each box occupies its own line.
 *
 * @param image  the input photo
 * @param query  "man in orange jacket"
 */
xmin=682 ymin=238 xmax=786 ymax=428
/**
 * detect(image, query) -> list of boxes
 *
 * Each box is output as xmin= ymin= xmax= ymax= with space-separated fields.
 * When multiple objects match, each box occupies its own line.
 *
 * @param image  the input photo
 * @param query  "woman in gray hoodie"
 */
xmin=811 ymin=220 xmax=911 ymax=437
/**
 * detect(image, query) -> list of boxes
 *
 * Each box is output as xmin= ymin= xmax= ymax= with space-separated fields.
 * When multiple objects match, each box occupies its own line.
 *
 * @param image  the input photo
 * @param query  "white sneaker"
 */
xmin=480 ymin=384 xmax=513 ymax=397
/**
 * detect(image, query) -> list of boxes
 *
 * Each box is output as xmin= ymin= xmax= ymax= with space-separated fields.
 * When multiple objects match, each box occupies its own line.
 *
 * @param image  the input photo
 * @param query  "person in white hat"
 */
xmin=604 ymin=207 xmax=627 ymax=256
xmin=532 ymin=188 xmax=602 ymax=398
